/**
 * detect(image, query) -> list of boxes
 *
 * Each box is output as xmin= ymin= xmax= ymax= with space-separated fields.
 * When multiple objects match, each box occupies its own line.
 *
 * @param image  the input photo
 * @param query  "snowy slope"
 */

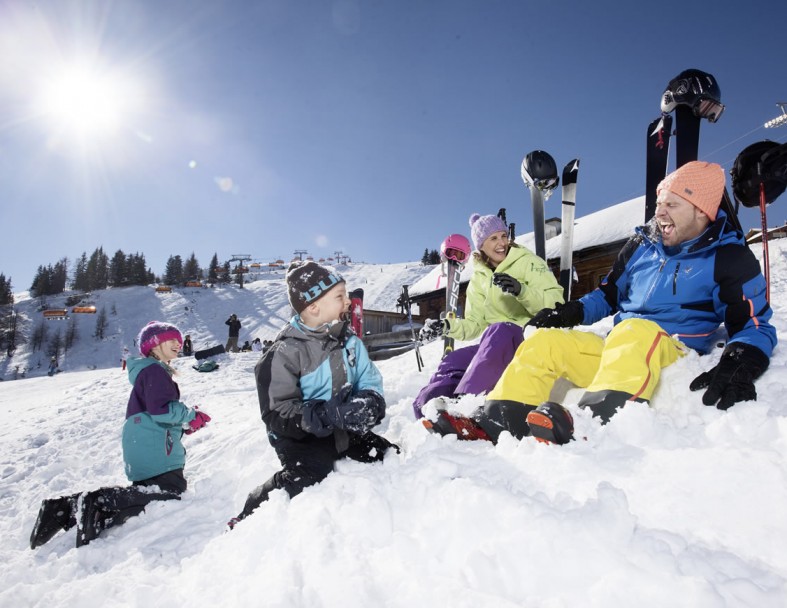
xmin=1 ymin=243 xmax=786 ymax=607
xmin=1 ymin=261 xmax=433 ymax=381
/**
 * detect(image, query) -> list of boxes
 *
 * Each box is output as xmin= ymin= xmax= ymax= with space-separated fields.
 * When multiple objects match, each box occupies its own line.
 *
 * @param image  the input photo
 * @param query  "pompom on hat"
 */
xmin=138 ymin=321 xmax=183 ymax=357
xmin=657 ymin=161 xmax=725 ymax=221
xmin=286 ymin=261 xmax=345 ymax=314
xmin=468 ymin=213 xmax=508 ymax=251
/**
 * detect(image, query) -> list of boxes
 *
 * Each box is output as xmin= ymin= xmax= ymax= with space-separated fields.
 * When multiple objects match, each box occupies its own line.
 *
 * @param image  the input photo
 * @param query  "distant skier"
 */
xmin=414 ymin=212 xmax=564 ymax=421
xmin=225 ymin=314 xmax=241 ymax=353
xmin=435 ymin=161 xmax=777 ymax=445
xmin=29 ymin=321 xmax=211 ymax=548
xmin=227 ymin=261 xmax=397 ymax=529
xmin=47 ymin=356 xmax=60 ymax=376
xmin=182 ymin=334 xmax=193 ymax=357
xmin=120 ymin=346 xmax=130 ymax=371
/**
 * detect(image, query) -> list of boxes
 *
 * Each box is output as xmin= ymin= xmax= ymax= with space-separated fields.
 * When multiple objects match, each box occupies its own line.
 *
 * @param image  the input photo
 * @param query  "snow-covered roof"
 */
xmin=410 ymin=196 xmax=645 ymax=297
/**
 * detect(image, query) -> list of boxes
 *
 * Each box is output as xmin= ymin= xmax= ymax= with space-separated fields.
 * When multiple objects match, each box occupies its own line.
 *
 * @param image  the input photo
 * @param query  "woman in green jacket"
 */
xmin=413 ymin=212 xmax=564 ymax=418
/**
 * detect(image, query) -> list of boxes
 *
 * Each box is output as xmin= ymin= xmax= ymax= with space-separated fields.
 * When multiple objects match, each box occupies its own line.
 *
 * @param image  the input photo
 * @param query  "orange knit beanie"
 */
xmin=657 ymin=161 xmax=725 ymax=221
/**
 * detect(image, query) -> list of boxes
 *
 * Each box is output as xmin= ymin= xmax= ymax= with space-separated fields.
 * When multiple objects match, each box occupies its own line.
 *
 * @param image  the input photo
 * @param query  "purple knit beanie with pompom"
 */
xmin=468 ymin=213 xmax=508 ymax=251
xmin=137 ymin=321 xmax=183 ymax=357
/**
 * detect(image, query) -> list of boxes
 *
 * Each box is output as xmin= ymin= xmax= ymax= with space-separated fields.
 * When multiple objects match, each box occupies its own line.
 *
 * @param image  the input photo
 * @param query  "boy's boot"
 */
xmin=30 ymin=494 xmax=79 ymax=549
xmin=526 ymin=402 xmax=575 ymax=445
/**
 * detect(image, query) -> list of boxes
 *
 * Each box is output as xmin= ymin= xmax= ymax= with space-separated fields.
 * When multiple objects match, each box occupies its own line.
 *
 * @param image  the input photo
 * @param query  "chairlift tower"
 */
xmin=229 ymin=254 xmax=252 ymax=289
xmin=764 ymin=103 xmax=787 ymax=129
xmin=293 ymin=250 xmax=308 ymax=261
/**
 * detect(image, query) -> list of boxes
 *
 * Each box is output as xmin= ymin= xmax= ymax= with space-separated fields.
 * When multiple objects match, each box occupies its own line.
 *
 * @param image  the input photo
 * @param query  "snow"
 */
xmin=1 ymin=242 xmax=787 ymax=607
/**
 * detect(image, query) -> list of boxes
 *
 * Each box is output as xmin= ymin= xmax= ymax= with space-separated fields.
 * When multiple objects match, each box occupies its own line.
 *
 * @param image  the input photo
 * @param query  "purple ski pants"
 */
xmin=412 ymin=321 xmax=524 ymax=418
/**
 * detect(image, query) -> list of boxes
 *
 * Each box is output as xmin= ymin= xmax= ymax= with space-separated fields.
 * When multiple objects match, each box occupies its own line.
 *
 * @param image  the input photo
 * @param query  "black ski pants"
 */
xmin=240 ymin=432 xmax=394 ymax=518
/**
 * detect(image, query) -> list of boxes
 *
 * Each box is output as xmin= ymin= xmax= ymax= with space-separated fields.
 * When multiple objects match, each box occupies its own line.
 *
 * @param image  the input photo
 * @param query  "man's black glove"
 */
xmin=301 ymin=386 xmax=386 ymax=436
xmin=492 ymin=273 xmax=522 ymax=296
xmin=419 ymin=318 xmax=447 ymax=342
xmin=689 ymin=343 xmax=769 ymax=410
xmin=526 ymin=301 xmax=584 ymax=329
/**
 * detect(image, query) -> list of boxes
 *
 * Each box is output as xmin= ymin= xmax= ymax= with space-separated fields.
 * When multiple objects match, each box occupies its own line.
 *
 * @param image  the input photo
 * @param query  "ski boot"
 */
xmin=30 ymin=495 xmax=78 ymax=549
xmin=526 ymin=402 xmax=574 ymax=445
xmin=422 ymin=411 xmax=491 ymax=441
xmin=76 ymin=490 xmax=113 ymax=547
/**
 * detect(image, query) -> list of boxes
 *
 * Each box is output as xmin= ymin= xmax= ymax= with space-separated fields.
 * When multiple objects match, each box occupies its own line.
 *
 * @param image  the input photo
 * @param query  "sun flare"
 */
xmin=36 ymin=61 xmax=139 ymax=140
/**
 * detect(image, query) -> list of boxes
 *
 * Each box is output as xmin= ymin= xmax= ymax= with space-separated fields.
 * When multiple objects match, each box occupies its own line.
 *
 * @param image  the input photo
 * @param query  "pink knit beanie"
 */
xmin=138 ymin=321 xmax=183 ymax=357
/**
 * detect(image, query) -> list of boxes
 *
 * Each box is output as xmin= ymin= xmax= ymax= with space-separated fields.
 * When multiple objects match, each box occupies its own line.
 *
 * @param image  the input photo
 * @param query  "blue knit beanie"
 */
xmin=468 ymin=213 xmax=508 ymax=251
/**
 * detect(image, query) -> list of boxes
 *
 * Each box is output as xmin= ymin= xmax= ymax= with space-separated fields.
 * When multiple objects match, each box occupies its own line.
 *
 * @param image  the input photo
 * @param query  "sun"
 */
xmin=36 ymin=60 xmax=139 ymax=140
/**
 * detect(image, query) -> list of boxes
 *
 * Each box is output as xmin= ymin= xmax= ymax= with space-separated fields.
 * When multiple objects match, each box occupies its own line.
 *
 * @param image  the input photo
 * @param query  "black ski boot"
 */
xmin=526 ymin=402 xmax=574 ymax=445
xmin=30 ymin=495 xmax=78 ymax=549
xmin=76 ymin=490 xmax=113 ymax=547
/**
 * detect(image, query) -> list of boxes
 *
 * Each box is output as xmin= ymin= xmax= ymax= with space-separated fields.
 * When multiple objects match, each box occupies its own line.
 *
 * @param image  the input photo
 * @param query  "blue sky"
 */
xmin=1 ymin=0 xmax=785 ymax=291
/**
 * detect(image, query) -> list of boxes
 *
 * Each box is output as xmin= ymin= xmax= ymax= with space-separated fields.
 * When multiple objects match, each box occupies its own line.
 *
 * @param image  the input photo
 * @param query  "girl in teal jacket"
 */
xmin=30 ymin=321 xmax=211 ymax=549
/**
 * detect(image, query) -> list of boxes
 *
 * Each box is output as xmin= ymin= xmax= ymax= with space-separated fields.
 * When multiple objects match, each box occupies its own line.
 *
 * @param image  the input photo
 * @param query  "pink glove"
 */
xmin=185 ymin=410 xmax=211 ymax=434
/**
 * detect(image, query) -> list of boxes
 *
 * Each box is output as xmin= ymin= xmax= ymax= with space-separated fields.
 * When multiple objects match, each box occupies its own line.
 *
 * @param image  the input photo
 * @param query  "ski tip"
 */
xmin=562 ymin=158 xmax=580 ymax=179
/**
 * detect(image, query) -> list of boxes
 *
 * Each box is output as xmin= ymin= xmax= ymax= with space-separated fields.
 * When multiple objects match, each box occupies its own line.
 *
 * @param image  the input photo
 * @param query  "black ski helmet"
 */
xmin=731 ymin=140 xmax=787 ymax=207
xmin=661 ymin=68 xmax=725 ymax=123
xmin=523 ymin=150 xmax=559 ymax=191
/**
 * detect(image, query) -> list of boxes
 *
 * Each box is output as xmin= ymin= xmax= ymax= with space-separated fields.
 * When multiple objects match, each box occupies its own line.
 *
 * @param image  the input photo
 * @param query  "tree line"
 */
xmin=421 ymin=249 xmax=442 ymax=265
xmin=16 ymin=248 xmax=249 ymax=300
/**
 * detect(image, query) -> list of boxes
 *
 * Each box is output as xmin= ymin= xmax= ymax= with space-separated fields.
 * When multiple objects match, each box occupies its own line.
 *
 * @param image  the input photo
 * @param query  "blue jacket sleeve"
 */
xmin=713 ymin=244 xmax=777 ymax=357
xmin=347 ymin=336 xmax=384 ymax=397
xmin=580 ymin=235 xmax=643 ymax=324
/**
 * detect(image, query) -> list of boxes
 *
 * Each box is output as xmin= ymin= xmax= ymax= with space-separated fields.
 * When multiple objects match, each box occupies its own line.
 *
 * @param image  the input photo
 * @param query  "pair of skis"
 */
xmin=644 ymin=107 xmax=743 ymax=234
xmin=440 ymin=251 xmax=465 ymax=357
xmin=521 ymin=154 xmax=580 ymax=301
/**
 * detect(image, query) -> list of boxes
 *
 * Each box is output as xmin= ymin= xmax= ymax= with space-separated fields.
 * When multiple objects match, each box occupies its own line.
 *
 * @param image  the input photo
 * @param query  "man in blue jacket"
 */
xmin=462 ymin=161 xmax=776 ymax=445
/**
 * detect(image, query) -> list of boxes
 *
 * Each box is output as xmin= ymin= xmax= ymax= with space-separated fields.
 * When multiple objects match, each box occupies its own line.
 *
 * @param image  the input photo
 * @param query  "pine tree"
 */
xmin=86 ymin=247 xmax=109 ymax=291
xmin=421 ymin=248 xmax=431 ymax=265
xmin=208 ymin=253 xmax=219 ymax=283
xmin=94 ymin=306 xmax=108 ymax=340
xmin=109 ymin=250 xmax=127 ymax=287
xmin=183 ymin=253 xmax=201 ymax=282
xmin=30 ymin=265 xmax=49 ymax=297
xmin=217 ymin=261 xmax=231 ymax=285
xmin=52 ymin=258 xmax=68 ymax=293
xmin=164 ymin=255 xmax=184 ymax=286
xmin=73 ymin=253 xmax=89 ymax=292
xmin=0 ymin=274 xmax=12 ymax=305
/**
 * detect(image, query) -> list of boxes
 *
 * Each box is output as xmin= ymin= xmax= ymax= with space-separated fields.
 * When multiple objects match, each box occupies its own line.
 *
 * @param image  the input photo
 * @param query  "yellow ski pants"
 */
xmin=486 ymin=318 xmax=686 ymax=405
